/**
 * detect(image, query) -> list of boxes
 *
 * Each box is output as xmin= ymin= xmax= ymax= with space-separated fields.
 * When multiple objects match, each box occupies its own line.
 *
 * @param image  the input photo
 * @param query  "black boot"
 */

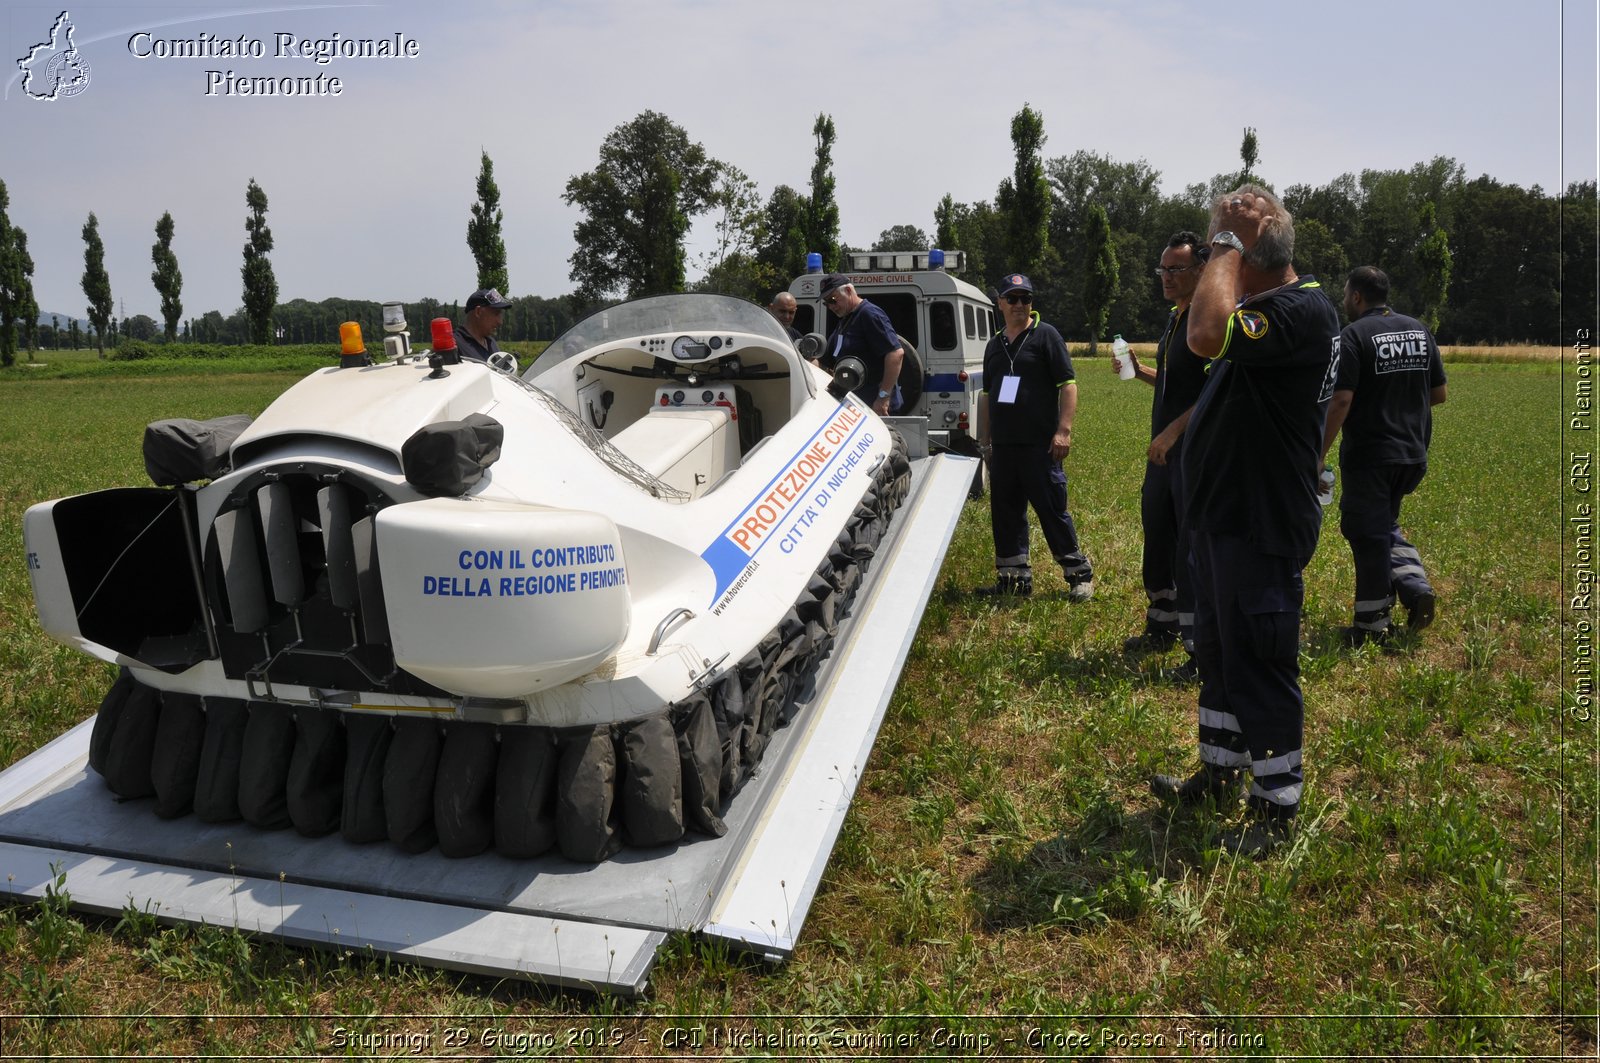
xmin=976 ymin=571 xmax=1032 ymax=597
xmin=1150 ymin=765 xmax=1242 ymax=806
xmin=1219 ymin=813 xmax=1295 ymax=858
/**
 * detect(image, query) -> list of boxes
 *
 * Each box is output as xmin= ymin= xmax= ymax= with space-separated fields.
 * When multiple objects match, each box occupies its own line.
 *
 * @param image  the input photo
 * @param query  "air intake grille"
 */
xmin=205 ymin=466 xmax=435 ymax=697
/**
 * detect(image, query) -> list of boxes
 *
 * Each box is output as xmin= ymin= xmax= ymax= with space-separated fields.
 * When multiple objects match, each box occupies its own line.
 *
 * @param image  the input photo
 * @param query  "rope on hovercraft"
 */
xmin=507 ymin=377 xmax=690 ymax=501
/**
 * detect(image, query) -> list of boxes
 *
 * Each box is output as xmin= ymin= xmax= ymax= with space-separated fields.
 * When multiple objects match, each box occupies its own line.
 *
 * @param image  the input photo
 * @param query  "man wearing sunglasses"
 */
xmin=818 ymin=273 xmax=904 ymax=416
xmin=1116 ymin=232 xmax=1211 ymax=680
xmin=976 ymin=273 xmax=1093 ymax=601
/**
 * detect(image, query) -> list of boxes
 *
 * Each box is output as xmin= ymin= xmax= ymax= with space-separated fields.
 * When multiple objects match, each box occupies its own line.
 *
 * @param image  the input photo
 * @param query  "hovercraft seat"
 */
xmin=608 ymin=388 xmax=742 ymax=499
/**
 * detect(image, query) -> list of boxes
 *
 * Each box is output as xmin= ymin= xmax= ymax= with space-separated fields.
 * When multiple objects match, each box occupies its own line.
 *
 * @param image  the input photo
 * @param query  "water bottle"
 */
xmin=1113 ymin=334 xmax=1135 ymax=380
xmin=1317 ymin=464 xmax=1336 ymax=507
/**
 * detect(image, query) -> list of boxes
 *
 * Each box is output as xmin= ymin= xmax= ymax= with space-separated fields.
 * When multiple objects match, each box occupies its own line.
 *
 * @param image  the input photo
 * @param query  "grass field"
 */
xmin=0 ymin=353 xmax=1589 ymax=1059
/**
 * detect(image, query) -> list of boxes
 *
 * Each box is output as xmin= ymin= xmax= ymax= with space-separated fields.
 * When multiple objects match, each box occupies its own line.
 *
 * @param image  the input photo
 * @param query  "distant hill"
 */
xmin=36 ymin=311 xmax=89 ymax=331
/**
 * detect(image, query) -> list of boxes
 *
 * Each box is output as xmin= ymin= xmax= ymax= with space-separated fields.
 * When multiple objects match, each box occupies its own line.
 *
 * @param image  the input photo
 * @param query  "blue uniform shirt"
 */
xmin=828 ymin=299 xmax=901 ymax=405
xmin=1183 ymin=277 xmax=1341 ymax=562
xmin=1153 ymin=304 xmax=1208 ymax=440
xmin=453 ymin=323 xmax=500 ymax=363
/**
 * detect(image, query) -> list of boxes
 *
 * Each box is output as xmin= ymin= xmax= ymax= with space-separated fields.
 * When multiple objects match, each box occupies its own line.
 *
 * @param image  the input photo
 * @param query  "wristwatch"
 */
xmin=1211 ymin=231 xmax=1245 ymax=255
xmin=877 ymin=389 xmax=890 ymax=399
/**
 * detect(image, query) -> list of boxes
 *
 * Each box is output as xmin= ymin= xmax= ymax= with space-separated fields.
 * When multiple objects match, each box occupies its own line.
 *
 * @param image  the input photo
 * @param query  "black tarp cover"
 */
xmin=143 ymin=415 xmax=254 ymax=486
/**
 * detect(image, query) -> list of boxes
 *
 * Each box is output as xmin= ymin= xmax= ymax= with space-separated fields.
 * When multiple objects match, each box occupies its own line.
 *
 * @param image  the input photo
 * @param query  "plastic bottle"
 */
xmin=1317 ymin=464 xmax=1336 ymax=507
xmin=1113 ymin=334 xmax=1135 ymax=380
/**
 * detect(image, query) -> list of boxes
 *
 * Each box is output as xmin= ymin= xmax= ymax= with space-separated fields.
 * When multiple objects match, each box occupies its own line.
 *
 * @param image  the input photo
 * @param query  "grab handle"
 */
xmin=647 ymin=607 xmax=694 ymax=654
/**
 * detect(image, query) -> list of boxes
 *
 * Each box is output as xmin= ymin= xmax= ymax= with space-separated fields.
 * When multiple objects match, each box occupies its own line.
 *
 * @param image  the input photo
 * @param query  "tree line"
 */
xmin=554 ymin=109 xmax=1595 ymax=347
xmin=1 ymin=116 xmax=1592 ymax=367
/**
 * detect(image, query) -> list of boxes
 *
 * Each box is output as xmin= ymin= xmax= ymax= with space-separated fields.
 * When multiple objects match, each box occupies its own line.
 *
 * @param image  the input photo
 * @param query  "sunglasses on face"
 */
xmin=1005 ymin=293 xmax=1032 ymax=305
xmin=823 ymin=294 xmax=841 ymax=307
xmin=1153 ymin=266 xmax=1194 ymax=277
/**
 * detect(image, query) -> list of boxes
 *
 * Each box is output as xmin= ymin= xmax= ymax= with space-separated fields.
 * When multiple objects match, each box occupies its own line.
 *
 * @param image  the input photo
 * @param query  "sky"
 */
xmin=1 ymin=0 xmax=1595 ymax=327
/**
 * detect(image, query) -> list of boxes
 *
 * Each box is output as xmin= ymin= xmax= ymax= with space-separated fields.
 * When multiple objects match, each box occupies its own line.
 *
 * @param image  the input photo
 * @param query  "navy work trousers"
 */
xmin=1339 ymin=462 xmax=1431 ymax=630
xmin=1190 ymin=530 xmax=1306 ymax=819
xmin=987 ymin=442 xmax=1091 ymax=581
xmin=1140 ymin=447 xmax=1192 ymax=646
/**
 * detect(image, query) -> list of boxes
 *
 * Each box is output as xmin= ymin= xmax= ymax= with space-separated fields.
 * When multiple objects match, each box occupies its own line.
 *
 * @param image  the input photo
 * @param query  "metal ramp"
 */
xmin=0 ymin=453 xmax=975 ymax=996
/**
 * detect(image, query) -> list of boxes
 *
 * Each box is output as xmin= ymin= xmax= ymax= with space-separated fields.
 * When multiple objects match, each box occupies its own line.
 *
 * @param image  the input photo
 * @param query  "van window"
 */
xmin=830 ymin=292 xmax=918 ymax=349
xmin=977 ymin=308 xmax=989 ymax=341
xmin=930 ymin=301 xmax=957 ymax=351
xmin=962 ymin=304 xmax=976 ymax=340
xmin=794 ymin=305 xmax=817 ymax=335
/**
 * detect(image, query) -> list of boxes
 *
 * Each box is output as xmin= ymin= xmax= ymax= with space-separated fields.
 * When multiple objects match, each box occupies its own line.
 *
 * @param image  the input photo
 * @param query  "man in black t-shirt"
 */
xmin=1321 ymin=266 xmax=1448 ymax=644
xmin=1151 ymin=186 xmax=1340 ymax=858
xmin=1115 ymin=232 xmax=1210 ymax=673
xmin=976 ymin=273 xmax=1093 ymax=600
xmin=454 ymin=288 xmax=512 ymax=364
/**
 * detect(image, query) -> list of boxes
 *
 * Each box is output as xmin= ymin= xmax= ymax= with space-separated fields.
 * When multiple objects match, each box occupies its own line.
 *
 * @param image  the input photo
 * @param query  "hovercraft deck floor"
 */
xmin=0 ymin=452 xmax=975 ymax=995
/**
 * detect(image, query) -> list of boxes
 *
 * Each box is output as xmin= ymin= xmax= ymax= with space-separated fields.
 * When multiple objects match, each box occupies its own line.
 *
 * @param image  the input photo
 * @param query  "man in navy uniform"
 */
xmin=1151 ymin=187 xmax=1340 ymax=857
xmin=454 ymin=288 xmax=512 ymax=364
xmin=818 ymin=273 xmax=903 ymax=416
xmin=976 ymin=272 xmax=1094 ymax=601
xmin=1114 ymin=232 xmax=1210 ymax=677
xmin=1321 ymin=265 xmax=1447 ymax=644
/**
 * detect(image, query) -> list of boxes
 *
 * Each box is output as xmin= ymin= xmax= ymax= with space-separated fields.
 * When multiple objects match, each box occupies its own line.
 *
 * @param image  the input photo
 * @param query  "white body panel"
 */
xmin=25 ymin=295 xmax=892 ymax=726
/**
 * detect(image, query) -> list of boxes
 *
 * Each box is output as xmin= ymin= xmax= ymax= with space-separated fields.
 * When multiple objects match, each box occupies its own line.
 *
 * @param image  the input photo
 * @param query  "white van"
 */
xmin=789 ymin=250 xmax=996 ymax=459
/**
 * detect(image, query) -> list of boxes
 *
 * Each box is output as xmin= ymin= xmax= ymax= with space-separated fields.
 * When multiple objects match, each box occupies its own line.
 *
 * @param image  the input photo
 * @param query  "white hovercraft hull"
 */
xmin=6 ymin=294 xmax=975 ymax=987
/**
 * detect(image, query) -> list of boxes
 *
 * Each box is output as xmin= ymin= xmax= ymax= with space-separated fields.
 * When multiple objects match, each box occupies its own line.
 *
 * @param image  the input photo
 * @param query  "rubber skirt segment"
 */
xmin=495 ymin=727 xmax=559 ymax=858
xmin=238 ymin=705 xmax=296 ymax=830
xmin=384 ymin=717 xmax=441 ymax=853
xmin=89 ymin=667 xmax=138 ymax=778
xmin=150 ymin=691 xmax=205 ymax=819
xmin=193 ymin=696 xmax=248 ymax=822
xmin=434 ymin=722 xmax=497 ymax=858
xmin=619 ymin=715 xmax=684 ymax=848
xmin=674 ymin=693 xmax=726 ymax=838
xmin=340 ymin=714 xmax=392 ymax=844
xmin=556 ymin=725 xmax=621 ymax=863
xmin=286 ymin=705 xmax=345 ymax=837
xmin=102 ymin=680 xmax=163 ymax=800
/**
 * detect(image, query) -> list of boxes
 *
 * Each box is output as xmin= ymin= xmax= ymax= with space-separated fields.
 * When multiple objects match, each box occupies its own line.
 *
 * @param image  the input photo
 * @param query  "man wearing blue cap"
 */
xmin=976 ymin=272 xmax=1093 ymax=601
xmin=455 ymin=288 xmax=512 ymax=364
xmin=818 ymin=273 xmax=904 ymax=415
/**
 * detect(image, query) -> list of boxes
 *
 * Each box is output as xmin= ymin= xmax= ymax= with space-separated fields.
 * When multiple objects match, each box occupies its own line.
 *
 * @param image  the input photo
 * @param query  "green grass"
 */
xmin=0 ymin=357 xmax=1588 ymax=1058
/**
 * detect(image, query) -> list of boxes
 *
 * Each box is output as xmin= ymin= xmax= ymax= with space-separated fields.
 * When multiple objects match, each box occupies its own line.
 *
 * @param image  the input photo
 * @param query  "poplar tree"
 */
xmin=467 ymin=150 xmax=508 ymax=294
xmin=1081 ymin=203 xmax=1118 ymax=355
xmin=1415 ymin=200 xmax=1452 ymax=334
xmin=241 ymin=178 xmax=278 ymax=345
xmin=0 ymin=180 xmax=36 ymax=367
xmin=803 ymin=114 xmax=841 ymax=271
xmin=80 ymin=211 xmax=113 ymax=359
xmin=151 ymin=211 xmax=183 ymax=341
xmin=1238 ymin=127 xmax=1262 ymax=186
xmin=1006 ymin=104 xmax=1051 ymax=279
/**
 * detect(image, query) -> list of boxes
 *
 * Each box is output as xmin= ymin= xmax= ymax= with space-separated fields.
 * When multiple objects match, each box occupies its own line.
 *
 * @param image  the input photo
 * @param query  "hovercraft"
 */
xmin=24 ymin=294 xmax=911 ymax=864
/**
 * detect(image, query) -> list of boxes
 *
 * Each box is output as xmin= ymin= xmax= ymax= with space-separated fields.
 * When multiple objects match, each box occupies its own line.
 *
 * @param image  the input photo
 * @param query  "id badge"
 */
xmin=997 ymin=375 xmax=1020 ymax=404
